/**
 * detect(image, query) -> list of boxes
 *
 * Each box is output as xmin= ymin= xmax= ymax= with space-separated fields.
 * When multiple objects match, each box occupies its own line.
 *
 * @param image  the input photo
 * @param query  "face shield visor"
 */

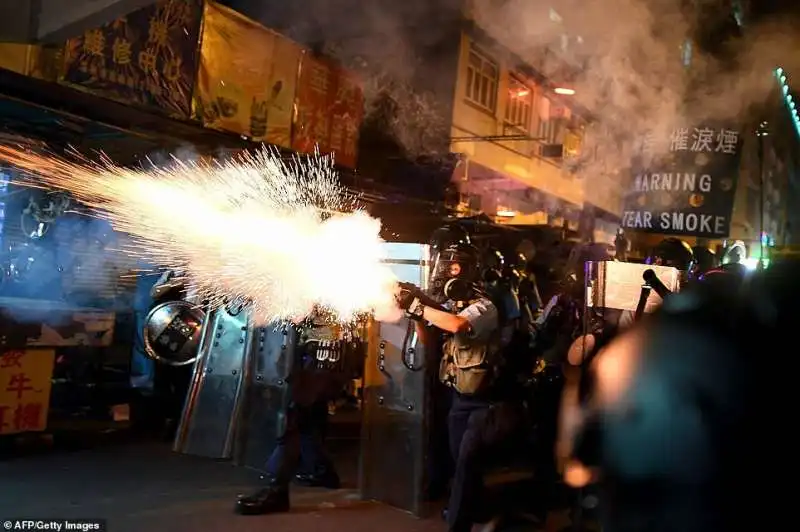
xmin=430 ymin=248 xmax=477 ymax=302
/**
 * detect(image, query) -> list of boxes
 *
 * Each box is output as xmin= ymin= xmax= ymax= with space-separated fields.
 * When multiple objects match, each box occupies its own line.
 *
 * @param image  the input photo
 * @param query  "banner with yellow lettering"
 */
xmin=61 ymin=0 xmax=202 ymax=119
xmin=194 ymin=1 xmax=301 ymax=148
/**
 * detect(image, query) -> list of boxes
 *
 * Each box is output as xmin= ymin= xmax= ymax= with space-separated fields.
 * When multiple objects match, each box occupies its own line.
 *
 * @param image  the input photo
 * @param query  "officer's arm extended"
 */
xmin=421 ymin=299 xmax=498 ymax=337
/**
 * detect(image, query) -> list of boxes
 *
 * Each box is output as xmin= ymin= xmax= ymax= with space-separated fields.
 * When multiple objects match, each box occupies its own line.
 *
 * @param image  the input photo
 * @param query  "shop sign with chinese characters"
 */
xmin=61 ymin=0 xmax=203 ymax=119
xmin=292 ymin=53 xmax=364 ymax=169
xmin=194 ymin=1 xmax=301 ymax=148
xmin=622 ymin=125 xmax=743 ymax=238
xmin=0 ymin=349 xmax=56 ymax=435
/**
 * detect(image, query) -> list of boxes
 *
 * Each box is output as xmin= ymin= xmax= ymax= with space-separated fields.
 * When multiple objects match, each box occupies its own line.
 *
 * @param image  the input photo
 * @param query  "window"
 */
xmin=505 ymin=76 xmax=533 ymax=130
xmin=465 ymin=44 xmax=498 ymax=112
xmin=537 ymin=96 xmax=554 ymax=143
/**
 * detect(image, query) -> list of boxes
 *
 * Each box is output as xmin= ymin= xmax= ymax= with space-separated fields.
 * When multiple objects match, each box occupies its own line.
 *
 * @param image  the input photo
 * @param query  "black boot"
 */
xmin=235 ymin=484 xmax=290 ymax=515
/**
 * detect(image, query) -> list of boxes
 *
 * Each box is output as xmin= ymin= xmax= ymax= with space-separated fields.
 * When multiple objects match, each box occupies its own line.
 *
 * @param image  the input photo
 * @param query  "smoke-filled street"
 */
xmin=0 ymin=1 xmax=798 ymax=532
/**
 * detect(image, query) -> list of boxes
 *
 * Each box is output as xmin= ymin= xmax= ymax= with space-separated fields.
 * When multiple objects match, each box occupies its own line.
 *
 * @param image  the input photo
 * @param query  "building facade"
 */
xmin=226 ymin=0 xmax=624 ymax=243
xmin=449 ymin=6 xmax=622 ymax=243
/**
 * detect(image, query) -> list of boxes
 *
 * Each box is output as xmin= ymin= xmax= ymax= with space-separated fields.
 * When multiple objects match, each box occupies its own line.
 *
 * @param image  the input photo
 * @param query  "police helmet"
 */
xmin=691 ymin=246 xmax=718 ymax=275
xmin=721 ymin=240 xmax=746 ymax=265
xmin=483 ymin=248 xmax=505 ymax=283
xmin=429 ymin=224 xmax=470 ymax=276
xmin=647 ymin=238 xmax=695 ymax=271
xmin=428 ymin=224 xmax=471 ymax=254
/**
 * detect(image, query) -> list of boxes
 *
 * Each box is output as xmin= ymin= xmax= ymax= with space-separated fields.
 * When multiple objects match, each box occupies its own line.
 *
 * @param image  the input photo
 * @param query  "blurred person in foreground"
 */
xmin=555 ymin=256 xmax=794 ymax=532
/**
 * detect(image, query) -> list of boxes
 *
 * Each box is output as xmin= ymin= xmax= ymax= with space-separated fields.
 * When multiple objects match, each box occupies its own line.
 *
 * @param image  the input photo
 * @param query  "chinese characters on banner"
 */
xmin=292 ymin=53 xmax=364 ymax=169
xmin=60 ymin=0 xmax=203 ymax=119
xmin=194 ymin=1 xmax=301 ymax=148
xmin=622 ymin=126 xmax=742 ymax=239
xmin=0 ymin=349 xmax=56 ymax=435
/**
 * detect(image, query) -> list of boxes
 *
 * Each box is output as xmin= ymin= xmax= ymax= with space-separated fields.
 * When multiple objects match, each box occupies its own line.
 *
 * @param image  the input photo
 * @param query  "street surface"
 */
xmin=0 ymin=440 xmax=448 ymax=532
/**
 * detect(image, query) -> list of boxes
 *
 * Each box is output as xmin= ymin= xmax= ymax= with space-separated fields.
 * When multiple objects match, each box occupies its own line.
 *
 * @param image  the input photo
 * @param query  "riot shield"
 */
xmin=173 ymin=302 xmax=253 ymax=458
xmin=174 ymin=297 xmax=296 ymax=468
xmin=232 ymin=322 xmax=296 ymax=470
xmin=359 ymin=243 xmax=431 ymax=516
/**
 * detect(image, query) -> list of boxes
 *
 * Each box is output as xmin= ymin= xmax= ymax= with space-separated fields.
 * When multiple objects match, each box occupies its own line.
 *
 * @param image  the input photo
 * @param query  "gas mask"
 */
xmin=443 ymin=277 xmax=475 ymax=302
xmin=429 ymin=243 xmax=479 ymax=303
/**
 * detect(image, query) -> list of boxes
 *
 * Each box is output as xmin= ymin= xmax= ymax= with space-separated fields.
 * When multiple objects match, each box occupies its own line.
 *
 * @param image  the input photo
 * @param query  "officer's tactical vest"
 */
xmin=438 ymin=298 xmax=503 ymax=396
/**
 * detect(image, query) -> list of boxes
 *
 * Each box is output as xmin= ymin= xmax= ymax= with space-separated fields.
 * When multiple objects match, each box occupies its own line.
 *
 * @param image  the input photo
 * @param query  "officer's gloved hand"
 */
xmin=396 ymin=282 xmax=421 ymax=309
xmin=396 ymin=282 xmax=430 ymax=320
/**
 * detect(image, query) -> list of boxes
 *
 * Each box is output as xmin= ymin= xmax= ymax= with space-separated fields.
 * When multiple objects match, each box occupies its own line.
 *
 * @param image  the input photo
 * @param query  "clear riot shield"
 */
xmin=359 ymin=243 xmax=430 ymax=516
xmin=173 ymin=298 xmax=295 ymax=466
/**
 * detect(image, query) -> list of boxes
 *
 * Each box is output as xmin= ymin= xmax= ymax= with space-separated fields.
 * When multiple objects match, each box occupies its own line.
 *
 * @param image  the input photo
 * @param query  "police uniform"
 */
xmin=236 ymin=315 xmax=363 ymax=515
xmin=400 ymin=233 xmax=528 ymax=530
xmin=442 ymin=296 xmax=526 ymax=532
xmin=263 ymin=318 xmax=344 ymax=488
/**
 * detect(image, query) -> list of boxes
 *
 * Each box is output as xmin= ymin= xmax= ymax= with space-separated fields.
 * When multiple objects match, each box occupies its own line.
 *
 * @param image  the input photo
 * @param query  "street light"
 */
xmin=554 ymin=87 xmax=576 ymax=95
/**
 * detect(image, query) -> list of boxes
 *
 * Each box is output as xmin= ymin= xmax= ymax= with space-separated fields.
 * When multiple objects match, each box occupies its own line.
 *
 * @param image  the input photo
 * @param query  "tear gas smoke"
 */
xmin=254 ymin=0 xmax=800 ymax=173
xmin=0 ymin=144 xmax=403 ymax=324
xmin=469 ymin=0 xmax=800 ymax=170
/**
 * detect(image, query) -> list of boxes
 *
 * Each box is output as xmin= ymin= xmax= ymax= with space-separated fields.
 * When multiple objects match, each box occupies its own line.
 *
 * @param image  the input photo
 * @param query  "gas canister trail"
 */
xmin=0 ymin=144 xmax=402 ymax=323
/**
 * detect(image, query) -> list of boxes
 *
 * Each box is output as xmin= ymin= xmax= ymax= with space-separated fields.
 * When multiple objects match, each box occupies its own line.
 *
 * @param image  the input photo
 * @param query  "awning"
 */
xmin=0 ymin=67 xmax=249 ymax=162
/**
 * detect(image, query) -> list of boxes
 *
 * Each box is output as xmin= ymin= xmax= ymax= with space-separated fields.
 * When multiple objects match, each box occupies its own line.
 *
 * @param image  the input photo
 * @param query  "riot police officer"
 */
xmin=691 ymin=245 xmax=718 ymax=277
xmin=647 ymin=237 xmax=695 ymax=273
xmin=235 ymin=313 xmax=361 ymax=515
xmin=397 ymin=240 xmax=524 ymax=532
xmin=423 ymin=224 xmax=473 ymax=501
xmin=147 ymin=269 xmax=197 ymax=438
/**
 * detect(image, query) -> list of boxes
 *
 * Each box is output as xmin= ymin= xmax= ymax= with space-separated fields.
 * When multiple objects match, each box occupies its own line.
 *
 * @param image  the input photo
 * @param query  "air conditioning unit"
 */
xmin=539 ymin=144 xmax=564 ymax=159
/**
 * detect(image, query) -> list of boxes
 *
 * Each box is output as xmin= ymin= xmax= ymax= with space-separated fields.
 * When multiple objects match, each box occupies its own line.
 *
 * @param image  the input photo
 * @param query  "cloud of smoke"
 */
xmin=470 ymin=0 xmax=800 ymax=172
xmin=252 ymin=0 xmax=800 ymax=174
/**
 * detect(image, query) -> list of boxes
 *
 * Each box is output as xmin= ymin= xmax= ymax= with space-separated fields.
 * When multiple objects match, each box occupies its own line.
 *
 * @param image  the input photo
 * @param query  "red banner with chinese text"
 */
xmin=0 ymin=349 xmax=56 ymax=435
xmin=292 ymin=54 xmax=364 ymax=169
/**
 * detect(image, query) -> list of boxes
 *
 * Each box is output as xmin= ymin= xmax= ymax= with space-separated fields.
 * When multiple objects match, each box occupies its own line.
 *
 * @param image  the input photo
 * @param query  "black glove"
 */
xmin=396 ymin=282 xmax=425 ymax=320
